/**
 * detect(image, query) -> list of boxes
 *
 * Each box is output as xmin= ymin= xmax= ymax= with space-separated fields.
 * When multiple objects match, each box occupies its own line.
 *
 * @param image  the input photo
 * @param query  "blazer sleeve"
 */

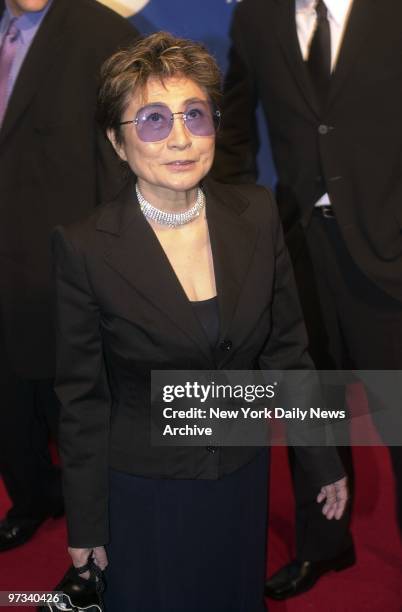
xmin=95 ymin=124 xmax=130 ymax=204
xmin=52 ymin=226 xmax=111 ymax=548
xmin=258 ymin=192 xmax=345 ymax=488
xmin=94 ymin=18 xmax=140 ymax=204
xmin=212 ymin=4 xmax=260 ymax=184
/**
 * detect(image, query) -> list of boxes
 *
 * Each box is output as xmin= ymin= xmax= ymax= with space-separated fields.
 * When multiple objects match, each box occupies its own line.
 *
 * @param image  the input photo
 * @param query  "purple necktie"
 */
xmin=0 ymin=19 xmax=19 ymax=126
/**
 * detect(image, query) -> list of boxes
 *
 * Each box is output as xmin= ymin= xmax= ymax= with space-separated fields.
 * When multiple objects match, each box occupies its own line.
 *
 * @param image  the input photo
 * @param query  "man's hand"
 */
xmin=317 ymin=476 xmax=348 ymax=520
xmin=68 ymin=546 xmax=108 ymax=579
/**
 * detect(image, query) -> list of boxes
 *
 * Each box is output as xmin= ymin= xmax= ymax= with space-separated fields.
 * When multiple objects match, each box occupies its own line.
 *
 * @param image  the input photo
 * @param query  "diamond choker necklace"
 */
xmin=135 ymin=183 xmax=205 ymax=228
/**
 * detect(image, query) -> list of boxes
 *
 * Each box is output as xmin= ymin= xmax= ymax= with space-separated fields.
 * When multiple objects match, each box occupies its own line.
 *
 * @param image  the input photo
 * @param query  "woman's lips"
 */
xmin=165 ymin=160 xmax=196 ymax=171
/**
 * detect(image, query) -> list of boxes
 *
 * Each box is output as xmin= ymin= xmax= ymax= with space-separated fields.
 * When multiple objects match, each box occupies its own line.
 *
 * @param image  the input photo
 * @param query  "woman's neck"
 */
xmin=136 ymin=180 xmax=199 ymax=213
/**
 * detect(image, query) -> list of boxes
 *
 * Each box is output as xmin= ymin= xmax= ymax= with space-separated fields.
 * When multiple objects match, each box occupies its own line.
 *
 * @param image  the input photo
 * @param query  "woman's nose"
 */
xmin=166 ymin=113 xmax=192 ymax=149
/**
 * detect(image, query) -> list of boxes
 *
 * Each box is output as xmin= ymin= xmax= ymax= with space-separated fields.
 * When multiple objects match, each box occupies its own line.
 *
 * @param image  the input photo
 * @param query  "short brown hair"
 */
xmin=97 ymin=31 xmax=222 ymax=144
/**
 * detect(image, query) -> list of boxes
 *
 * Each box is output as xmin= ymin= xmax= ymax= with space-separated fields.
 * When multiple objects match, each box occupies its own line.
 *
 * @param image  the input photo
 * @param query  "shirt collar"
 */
xmin=296 ymin=0 xmax=353 ymax=27
xmin=3 ymin=0 xmax=52 ymax=43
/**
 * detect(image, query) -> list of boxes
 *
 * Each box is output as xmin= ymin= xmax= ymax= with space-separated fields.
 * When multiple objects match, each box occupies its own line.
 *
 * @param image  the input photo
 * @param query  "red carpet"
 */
xmin=1 ymin=394 xmax=401 ymax=611
xmin=267 ymin=446 xmax=402 ymax=612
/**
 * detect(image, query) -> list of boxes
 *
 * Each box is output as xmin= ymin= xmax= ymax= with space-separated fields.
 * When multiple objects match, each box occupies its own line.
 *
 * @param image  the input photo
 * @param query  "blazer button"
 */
xmin=206 ymin=446 xmax=218 ymax=454
xmin=219 ymin=339 xmax=232 ymax=351
xmin=318 ymin=124 xmax=334 ymax=135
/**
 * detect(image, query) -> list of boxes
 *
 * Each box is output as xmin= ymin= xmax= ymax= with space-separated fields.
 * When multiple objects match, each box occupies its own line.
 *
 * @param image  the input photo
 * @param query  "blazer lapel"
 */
xmin=0 ymin=0 xmax=68 ymax=145
xmin=272 ymin=0 xmax=320 ymax=117
xmin=203 ymin=179 xmax=260 ymax=347
xmin=99 ymin=179 xmax=260 ymax=364
xmin=99 ymin=181 xmax=214 ymax=363
xmin=327 ymin=0 xmax=379 ymax=110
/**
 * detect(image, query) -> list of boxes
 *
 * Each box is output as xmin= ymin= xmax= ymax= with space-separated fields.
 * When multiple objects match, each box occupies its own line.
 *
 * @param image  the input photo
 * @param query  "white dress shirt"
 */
xmin=295 ymin=0 xmax=354 ymax=205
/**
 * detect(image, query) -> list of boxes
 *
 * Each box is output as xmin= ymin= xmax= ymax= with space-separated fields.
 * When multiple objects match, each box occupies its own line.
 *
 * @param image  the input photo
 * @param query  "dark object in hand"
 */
xmin=38 ymin=557 xmax=104 ymax=611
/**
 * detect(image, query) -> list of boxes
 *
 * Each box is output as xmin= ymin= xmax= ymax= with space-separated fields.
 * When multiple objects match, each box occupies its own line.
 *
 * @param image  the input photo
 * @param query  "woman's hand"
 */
xmin=317 ymin=476 xmax=348 ymax=520
xmin=68 ymin=546 xmax=108 ymax=579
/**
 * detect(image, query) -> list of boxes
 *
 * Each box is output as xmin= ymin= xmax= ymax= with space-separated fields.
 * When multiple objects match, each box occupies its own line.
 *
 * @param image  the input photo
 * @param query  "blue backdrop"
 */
xmin=131 ymin=0 xmax=238 ymax=73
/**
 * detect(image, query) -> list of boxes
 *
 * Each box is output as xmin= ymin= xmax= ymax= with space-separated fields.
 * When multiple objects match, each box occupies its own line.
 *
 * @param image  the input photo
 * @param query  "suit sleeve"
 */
xmin=52 ymin=227 xmax=111 ymax=548
xmin=212 ymin=5 xmax=260 ymax=183
xmin=258 ymin=190 xmax=345 ymax=488
xmin=94 ymin=17 xmax=140 ymax=204
xmin=95 ymin=124 xmax=130 ymax=204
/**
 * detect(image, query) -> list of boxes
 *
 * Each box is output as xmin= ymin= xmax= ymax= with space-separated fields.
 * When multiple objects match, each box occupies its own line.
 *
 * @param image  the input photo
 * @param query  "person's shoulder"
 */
xmin=235 ymin=0 xmax=270 ymax=12
xmin=53 ymin=186 xmax=127 ymax=253
xmin=230 ymin=0 xmax=277 ymax=49
xmin=233 ymin=0 xmax=275 ymax=22
xmin=205 ymin=177 xmax=277 ymax=221
xmin=65 ymin=0 xmax=138 ymax=41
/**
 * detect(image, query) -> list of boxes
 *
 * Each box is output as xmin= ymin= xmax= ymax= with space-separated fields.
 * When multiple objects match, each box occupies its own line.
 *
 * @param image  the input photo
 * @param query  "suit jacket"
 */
xmin=0 ymin=0 xmax=138 ymax=378
xmin=213 ymin=0 xmax=402 ymax=302
xmin=53 ymin=177 xmax=344 ymax=547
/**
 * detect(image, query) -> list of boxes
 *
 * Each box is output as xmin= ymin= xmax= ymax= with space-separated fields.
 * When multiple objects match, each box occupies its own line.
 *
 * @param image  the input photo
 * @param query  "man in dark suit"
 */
xmin=213 ymin=0 xmax=402 ymax=600
xmin=0 ymin=0 xmax=138 ymax=551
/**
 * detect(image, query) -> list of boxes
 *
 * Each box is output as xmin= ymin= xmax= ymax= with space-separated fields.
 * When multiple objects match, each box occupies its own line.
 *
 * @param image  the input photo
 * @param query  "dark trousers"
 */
xmin=283 ymin=218 xmax=352 ymax=560
xmin=290 ymin=212 xmax=402 ymax=558
xmin=104 ymin=451 xmax=269 ymax=612
xmin=0 ymin=342 xmax=61 ymax=520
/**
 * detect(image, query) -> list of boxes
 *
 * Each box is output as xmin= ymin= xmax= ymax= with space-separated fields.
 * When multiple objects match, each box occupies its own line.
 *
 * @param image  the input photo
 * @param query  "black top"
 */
xmin=54 ymin=179 xmax=344 ymax=547
xmin=191 ymin=296 xmax=220 ymax=348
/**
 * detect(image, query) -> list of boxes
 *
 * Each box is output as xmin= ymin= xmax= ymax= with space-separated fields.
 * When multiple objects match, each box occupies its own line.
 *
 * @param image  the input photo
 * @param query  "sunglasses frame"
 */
xmin=119 ymin=100 xmax=221 ymax=142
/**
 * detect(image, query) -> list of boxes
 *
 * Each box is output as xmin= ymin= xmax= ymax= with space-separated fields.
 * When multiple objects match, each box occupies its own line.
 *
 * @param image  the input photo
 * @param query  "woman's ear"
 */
xmin=107 ymin=129 xmax=127 ymax=162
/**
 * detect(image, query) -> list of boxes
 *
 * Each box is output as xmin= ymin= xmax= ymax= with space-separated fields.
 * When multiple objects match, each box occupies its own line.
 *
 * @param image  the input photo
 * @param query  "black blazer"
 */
xmin=213 ymin=0 xmax=402 ymax=302
xmin=0 ymin=0 xmax=138 ymax=378
xmin=53 ymin=178 xmax=344 ymax=547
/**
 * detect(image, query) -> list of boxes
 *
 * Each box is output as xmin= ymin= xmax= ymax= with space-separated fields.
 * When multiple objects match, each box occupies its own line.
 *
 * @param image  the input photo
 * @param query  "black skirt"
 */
xmin=103 ymin=449 xmax=269 ymax=612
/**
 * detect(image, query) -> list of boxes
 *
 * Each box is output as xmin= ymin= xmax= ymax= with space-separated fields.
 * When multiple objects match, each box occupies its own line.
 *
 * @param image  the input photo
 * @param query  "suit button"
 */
xmin=206 ymin=446 xmax=218 ymax=454
xmin=318 ymin=124 xmax=329 ymax=135
xmin=219 ymin=339 xmax=232 ymax=351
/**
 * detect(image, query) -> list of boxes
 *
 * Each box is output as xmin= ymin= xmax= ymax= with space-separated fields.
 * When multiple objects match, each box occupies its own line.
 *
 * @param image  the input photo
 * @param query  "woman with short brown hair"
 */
xmin=54 ymin=32 xmax=347 ymax=612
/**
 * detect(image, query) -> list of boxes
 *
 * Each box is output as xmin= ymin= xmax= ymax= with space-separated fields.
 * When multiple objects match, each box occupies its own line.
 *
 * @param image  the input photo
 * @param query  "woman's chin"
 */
xmin=140 ymin=174 xmax=205 ymax=195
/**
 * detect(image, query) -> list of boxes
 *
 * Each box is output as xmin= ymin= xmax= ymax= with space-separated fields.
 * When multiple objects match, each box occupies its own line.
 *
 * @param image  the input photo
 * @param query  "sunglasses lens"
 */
xmin=136 ymin=104 xmax=172 ymax=142
xmin=134 ymin=101 xmax=220 ymax=142
xmin=184 ymin=102 xmax=217 ymax=137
